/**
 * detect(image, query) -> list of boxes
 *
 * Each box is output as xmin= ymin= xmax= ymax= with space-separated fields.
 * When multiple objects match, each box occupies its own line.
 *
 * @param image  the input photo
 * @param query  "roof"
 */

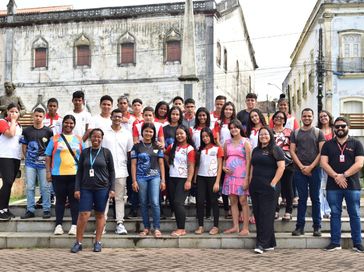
xmin=0 ymin=5 xmax=73 ymax=16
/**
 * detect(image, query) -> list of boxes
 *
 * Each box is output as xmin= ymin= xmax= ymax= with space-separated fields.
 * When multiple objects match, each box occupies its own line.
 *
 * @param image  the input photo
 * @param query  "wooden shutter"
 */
xmin=77 ymin=45 xmax=90 ymax=66
xmin=121 ymin=43 xmax=135 ymax=64
xmin=167 ymin=41 xmax=181 ymax=62
xmin=35 ymin=47 xmax=47 ymax=68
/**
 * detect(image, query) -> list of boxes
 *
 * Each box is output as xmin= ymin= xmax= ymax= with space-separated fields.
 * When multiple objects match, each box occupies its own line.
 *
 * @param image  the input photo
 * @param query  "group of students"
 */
xmin=0 ymin=90 xmax=363 ymax=254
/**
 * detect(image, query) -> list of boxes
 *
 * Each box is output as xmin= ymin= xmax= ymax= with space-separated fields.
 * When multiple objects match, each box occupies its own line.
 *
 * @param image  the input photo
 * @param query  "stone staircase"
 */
xmin=0 ymin=203 xmax=363 ymax=249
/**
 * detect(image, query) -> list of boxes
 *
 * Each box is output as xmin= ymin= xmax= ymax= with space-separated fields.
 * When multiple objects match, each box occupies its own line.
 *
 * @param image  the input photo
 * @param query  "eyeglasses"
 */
xmin=274 ymin=116 xmax=284 ymax=120
xmin=334 ymin=124 xmax=347 ymax=129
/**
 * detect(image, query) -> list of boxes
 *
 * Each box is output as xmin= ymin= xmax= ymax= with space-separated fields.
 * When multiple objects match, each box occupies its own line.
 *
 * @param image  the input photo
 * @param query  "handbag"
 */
xmin=60 ymin=134 xmax=79 ymax=164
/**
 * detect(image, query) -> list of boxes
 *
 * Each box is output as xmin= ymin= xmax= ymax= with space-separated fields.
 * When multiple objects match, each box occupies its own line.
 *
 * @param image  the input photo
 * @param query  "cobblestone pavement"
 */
xmin=1 ymin=248 xmax=363 ymax=271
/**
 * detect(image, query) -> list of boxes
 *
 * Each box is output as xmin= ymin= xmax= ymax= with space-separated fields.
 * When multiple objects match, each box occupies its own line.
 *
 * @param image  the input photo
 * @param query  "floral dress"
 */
xmin=222 ymin=138 xmax=248 ymax=196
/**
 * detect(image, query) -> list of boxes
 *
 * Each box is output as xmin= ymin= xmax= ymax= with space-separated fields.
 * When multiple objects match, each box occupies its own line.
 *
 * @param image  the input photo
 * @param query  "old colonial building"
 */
xmin=0 ymin=0 xmax=257 ymax=114
xmin=283 ymin=0 xmax=364 ymax=136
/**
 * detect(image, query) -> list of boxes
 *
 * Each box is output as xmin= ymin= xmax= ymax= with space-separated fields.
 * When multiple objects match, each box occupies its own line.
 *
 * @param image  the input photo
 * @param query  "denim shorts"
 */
xmin=79 ymin=188 xmax=109 ymax=213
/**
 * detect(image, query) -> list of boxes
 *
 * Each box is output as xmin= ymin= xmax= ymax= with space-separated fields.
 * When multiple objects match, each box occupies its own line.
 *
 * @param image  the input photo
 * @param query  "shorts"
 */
xmin=79 ymin=188 xmax=109 ymax=213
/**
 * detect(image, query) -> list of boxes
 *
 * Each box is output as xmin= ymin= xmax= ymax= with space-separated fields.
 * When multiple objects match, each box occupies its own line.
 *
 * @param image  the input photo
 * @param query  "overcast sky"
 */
xmin=5 ymin=0 xmax=318 ymax=101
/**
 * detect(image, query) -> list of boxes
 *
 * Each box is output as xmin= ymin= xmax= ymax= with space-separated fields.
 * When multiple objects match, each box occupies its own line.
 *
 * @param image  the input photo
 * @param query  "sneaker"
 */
xmin=292 ymin=228 xmax=304 ymax=236
xmin=188 ymin=196 xmax=196 ymax=204
xmin=0 ymin=210 xmax=10 ymax=221
xmin=35 ymin=197 xmax=43 ymax=209
xmin=93 ymin=241 xmax=102 ymax=252
xmin=70 ymin=242 xmax=82 ymax=253
xmin=20 ymin=211 xmax=35 ymax=219
xmin=4 ymin=210 xmax=15 ymax=218
xmin=54 ymin=224 xmax=64 ymax=235
xmin=324 ymin=243 xmax=341 ymax=251
xmin=115 ymin=223 xmax=128 ymax=235
xmin=50 ymin=194 xmax=55 ymax=205
xmin=68 ymin=224 xmax=77 ymax=235
xmin=313 ymin=228 xmax=322 ymax=237
xmin=264 ymin=247 xmax=275 ymax=251
xmin=42 ymin=211 xmax=51 ymax=219
xmin=292 ymin=197 xmax=299 ymax=207
xmin=353 ymin=244 xmax=364 ymax=253
xmin=254 ymin=245 xmax=264 ymax=254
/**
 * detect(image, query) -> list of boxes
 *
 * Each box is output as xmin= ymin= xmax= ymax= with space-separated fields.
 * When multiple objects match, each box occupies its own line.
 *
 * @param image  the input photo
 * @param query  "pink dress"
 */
xmin=222 ymin=138 xmax=248 ymax=196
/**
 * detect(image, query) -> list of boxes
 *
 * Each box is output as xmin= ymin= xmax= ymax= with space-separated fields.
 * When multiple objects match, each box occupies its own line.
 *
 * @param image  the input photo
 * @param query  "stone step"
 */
xmin=8 ymin=203 xmax=363 ymax=218
xmin=1 ymin=217 xmax=362 ymax=233
xmin=0 ymin=232 xmax=361 ymax=249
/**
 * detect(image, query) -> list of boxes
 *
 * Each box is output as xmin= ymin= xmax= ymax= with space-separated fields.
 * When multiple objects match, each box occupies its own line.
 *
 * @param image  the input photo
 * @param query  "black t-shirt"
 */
xmin=237 ymin=109 xmax=250 ymax=134
xmin=75 ymin=147 xmax=115 ymax=191
xmin=250 ymin=145 xmax=284 ymax=192
xmin=321 ymin=137 xmax=364 ymax=190
xmin=163 ymin=125 xmax=177 ymax=149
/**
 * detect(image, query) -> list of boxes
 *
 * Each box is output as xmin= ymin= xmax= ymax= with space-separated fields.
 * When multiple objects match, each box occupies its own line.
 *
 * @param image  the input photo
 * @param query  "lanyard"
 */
xmin=89 ymin=148 xmax=101 ymax=169
xmin=337 ymin=142 xmax=347 ymax=156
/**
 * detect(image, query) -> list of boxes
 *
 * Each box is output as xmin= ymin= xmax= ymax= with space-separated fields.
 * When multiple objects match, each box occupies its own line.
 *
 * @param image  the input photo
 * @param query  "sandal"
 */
xmin=171 ymin=230 xmax=186 ymax=237
xmin=139 ymin=229 xmax=150 ymax=236
xmin=209 ymin=227 xmax=219 ymax=235
xmin=239 ymin=229 xmax=249 ymax=236
xmin=223 ymin=227 xmax=239 ymax=234
xmin=194 ymin=226 xmax=204 ymax=235
xmin=282 ymin=213 xmax=292 ymax=222
xmin=154 ymin=229 xmax=162 ymax=238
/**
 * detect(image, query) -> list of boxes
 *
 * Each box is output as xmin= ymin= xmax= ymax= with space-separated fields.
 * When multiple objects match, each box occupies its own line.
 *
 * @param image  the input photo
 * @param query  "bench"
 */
xmin=18 ymin=113 xmax=33 ymax=128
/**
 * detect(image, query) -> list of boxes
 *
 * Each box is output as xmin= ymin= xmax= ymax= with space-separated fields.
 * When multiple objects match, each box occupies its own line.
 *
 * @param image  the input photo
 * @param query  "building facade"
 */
xmin=283 ymin=0 xmax=364 ymax=136
xmin=0 ymin=0 xmax=257 ymax=115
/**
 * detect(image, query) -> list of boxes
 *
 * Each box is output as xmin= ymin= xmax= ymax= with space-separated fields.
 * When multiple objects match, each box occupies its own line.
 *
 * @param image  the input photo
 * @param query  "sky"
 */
xmin=5 ymin=0 xmax=318 ymax=101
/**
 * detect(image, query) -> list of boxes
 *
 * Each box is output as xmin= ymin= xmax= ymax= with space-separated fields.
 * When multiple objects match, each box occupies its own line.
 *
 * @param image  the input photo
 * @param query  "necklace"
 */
xmin=142 ymin=141 xmax=153 ymax=149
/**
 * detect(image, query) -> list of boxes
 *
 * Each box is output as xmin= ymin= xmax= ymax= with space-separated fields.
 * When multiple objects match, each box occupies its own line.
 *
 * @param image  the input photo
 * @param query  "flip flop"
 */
xmin=139 ymin=229 xmax=150 ymax=236
xmin=154 ymin=229 xmax=162 ymax=238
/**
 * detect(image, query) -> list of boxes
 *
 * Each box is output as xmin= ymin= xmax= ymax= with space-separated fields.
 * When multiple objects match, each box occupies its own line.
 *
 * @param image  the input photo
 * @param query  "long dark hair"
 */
xmin=317 ymin=110 xmax=334 ymax=129
xmin=141 ymin=122 xmax=159 ymax=148
xmin=168 ymin=124 xmax=195 ymax=166
xmin=220 ymin=101 xmax=236 ymax=125
xmin=194 ymin=107 xmax=211 ymax=129
xmin=155 ymin=101 xmax=169 ymax=119
xmin=257 ymin=126 xmax=276 ymax=154
xmin=228 ymin=119 xmax=246 ymax=137
xmin=199 ymin=127 xmax=216 ymax=152
xmin=167 ymin=106 xmax=183 ymax=125
xmin=246 ymin=108 xmax=267 ymax=137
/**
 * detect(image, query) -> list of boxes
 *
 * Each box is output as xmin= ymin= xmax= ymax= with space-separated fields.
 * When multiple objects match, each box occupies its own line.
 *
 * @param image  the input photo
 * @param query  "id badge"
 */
xmin=89 ymin=169 xmax=95 ymax=177
xmin=339 ymin=155 xmax=345 ymax=163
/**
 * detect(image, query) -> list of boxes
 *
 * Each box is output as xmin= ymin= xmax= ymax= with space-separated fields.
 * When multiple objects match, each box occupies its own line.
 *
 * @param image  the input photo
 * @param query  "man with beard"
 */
xmin=290 ymin=108 xmax=325 ymax=237
xmin=321 ymin=117 xmax=364 ymax=252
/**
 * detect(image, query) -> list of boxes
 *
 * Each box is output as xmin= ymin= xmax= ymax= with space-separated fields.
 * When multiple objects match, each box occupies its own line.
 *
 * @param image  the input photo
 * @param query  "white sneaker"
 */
xmin=189 ymin=196 xmax=196 ymax=204
xmin=94 ymin=226 xmax=106 ymax=235
xmin=54 ymin=224 xmax=64 ymax=235
xmin=68 ymin=224 xmax=77 ymax=235
xmin=184 ymin=196 xmax=189 ymax=205
xmin=115 ymin=223 xmax=128 ymax=235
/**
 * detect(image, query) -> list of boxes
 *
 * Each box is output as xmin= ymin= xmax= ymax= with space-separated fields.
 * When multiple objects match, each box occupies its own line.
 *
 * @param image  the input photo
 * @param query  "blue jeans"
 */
xmin=294 ymin=167 xmax=321 ymax=229
xmin=25 ymin=166 xmax=50 ymax=212
xmin=137 ymin=176 xmax=161 ymax=229
xmin=327 ymin=190 xmax=362 ymax=245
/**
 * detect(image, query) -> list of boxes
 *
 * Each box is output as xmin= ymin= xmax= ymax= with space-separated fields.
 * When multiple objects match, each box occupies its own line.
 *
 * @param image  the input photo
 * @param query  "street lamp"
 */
xmin=267 ymin=82 xmax=283 ymax=93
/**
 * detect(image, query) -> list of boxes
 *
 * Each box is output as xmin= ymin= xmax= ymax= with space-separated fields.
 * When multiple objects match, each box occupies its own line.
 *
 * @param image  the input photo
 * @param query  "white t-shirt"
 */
xmin=191 ymin=127 xmax=202 ymax=150
xmin=166 ymin=144 xmax=196 ymax=178
xmin=102 ymin=126 xmax=133 ymax=178
xmin=89 ymin=114 xmax=112 ymax=133
xmin=197 ymin=145 xmax=224 ymax=177
xmin=249 ymin=128 xmax=259 ymax=149
xmin=66 ymin=109 xmax=91 ymax=138
xmin=0 ymin=119 xmax=22 ymax=160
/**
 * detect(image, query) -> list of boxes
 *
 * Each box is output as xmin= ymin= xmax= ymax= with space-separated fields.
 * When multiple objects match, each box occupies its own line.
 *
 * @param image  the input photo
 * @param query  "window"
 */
xmin=74 ymin=34 xmax=91 ymax=67
xmin=164 ymin=28 xmax=181 ymax=63
xmin=118 ymin=32 xmax=136 ymax=65
xmin=338 ymin=31 xmax=364 ymax=73
xmin=216 ymin=42 xmax=221 ymax=66
xmin=224 ymin=48 xmax=227 ymax=72
xmin=32 ymin=37 xmax=48 ymax=69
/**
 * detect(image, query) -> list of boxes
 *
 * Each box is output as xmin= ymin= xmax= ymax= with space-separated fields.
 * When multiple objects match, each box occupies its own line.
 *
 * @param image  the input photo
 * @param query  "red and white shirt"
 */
xmin=154 ymin=118 xmax=169 ymax=127
xmin=166 ymin=144 xmax=196 ymax=178
xmin=198 ymin=144 xmax=224 ymax=177
xmin=132 ymin=120 xmax=164 ymax=142
xmin=210 ymin=111 xmax=220 ymax=129
xmin=0 ymin=118 xmax=22 ymax=159
xmin=43 ymin=113 xmax=63 ymax=135
xmin=213 ymin=120 xmax=231 ymax=146
xmin=190 ymin=126 xmax=203 ymax=150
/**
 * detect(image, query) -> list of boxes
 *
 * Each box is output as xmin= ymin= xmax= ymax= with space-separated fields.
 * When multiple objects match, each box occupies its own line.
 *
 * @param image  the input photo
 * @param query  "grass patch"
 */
xmin=10 ymin=195 xmax=25 ymax=204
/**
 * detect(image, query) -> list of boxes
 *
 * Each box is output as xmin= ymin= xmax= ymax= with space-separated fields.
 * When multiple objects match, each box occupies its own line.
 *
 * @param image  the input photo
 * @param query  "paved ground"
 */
xmin=1 ymin=248 xmax=363 ymax=271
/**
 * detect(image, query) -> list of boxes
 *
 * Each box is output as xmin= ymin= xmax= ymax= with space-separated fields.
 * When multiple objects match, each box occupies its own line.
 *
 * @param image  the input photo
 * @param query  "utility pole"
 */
xmin=316 ymin=27 xmax=324 ymax=114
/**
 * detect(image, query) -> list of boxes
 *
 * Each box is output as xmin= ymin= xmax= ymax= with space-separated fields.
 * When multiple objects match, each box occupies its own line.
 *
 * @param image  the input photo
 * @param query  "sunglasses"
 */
xmin=334 ymin=124 xmax=347 ymax=129
xmin=274 ymin=116 xmax=284 ymax=120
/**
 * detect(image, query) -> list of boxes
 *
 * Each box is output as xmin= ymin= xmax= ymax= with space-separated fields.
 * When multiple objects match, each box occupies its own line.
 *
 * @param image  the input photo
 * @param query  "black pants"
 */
xmin=0 ymin=158 xmax=20 ymax=210
xmin=196 ymin=176 xmax=219 ymax=227
xmin=276 ymin=166 xmax=294 ymax=213
xmin=169 ymin=177 xmax=189 ymax=229
xmin=52 ymin=175 xmax=79 ymax=225
xmin=251 ymin=186 xmax=278 ymax=249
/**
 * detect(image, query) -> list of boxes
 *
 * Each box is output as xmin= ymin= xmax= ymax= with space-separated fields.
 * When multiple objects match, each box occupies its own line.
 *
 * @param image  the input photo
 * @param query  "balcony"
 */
xmin=337 ymin=57 xmax=364 ymax=73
